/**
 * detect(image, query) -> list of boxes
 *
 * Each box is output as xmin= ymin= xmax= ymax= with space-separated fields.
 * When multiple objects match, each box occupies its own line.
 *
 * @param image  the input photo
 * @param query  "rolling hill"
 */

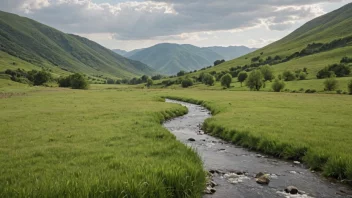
xmin=113 ymin=44 xmax=255 ymax=75
xmin=198 ymin=2 xmax=352 ymax=79
xmin=0 ymin=10 xmax=154 ymax=79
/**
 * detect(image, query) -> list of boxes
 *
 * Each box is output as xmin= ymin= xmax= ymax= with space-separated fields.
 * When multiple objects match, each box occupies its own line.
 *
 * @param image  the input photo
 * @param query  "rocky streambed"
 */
xmin=163 ymin=99 xmax=352 ymax=198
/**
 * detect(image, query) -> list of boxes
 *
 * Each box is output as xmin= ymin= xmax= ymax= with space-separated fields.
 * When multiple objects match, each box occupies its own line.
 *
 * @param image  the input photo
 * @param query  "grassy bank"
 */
xmin=163 ymin=90 xmax=352 ymax=181
xmin=0 ymin=88 xmax=206 ymax=197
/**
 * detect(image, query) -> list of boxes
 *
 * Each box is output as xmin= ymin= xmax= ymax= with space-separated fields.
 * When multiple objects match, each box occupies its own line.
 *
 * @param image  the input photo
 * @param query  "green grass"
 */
xmin=162 ymin=90 xmax=352 ymax=180
xmin=155 ymin=77 xmax=352 ymax=93
xmin=162 ymin=3 xmax=352 ymax=86
xmin=0 ymin=88 xmax=205 ymax=197
xmin=1 ymin=82 xmax=352 ymax=196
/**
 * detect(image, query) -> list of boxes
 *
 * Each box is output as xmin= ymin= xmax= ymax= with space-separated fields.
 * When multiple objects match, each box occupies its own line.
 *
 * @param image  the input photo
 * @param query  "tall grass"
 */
xmin=0 ymin=89 xmax=206 ymax=197
xmin=165 ymin=91 xmax=352 ymax=182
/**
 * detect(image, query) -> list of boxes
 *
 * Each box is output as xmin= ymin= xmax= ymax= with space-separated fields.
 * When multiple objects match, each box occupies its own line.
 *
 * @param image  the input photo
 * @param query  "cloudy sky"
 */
xmin=0 ymin=0 xmax=350 ymax=51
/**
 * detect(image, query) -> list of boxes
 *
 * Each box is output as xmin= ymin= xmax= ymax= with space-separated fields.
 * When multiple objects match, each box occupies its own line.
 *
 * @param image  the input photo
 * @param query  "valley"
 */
xmin=1 ymin=1 xmax=352 ymax=198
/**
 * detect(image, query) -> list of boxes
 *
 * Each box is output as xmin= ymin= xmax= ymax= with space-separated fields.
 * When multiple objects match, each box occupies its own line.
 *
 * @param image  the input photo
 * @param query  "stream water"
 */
xmin=163 ymin=99 xmax=352 ymax=198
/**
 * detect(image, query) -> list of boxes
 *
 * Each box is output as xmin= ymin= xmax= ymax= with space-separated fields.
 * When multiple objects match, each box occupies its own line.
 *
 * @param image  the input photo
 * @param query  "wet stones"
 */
xmin=285 ymin=186 xmax=299 ymax=194
xmin=188 ymin=138 xmax=195 ymax=141
xmin=224 ymin=172 xmax=250 ymax=184
xmin=205 ymin=171 xmax=218 ymax=195
xmin=204 ymin=187 xmax=216 ymax=194
xmin=293 ymin=161 xmax=301 ymax=165
xmin=255 ymin=173 xmax=270 ymax=185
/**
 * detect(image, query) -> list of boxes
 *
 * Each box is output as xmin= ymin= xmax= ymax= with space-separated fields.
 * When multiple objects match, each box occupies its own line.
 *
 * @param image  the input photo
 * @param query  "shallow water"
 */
xmin=163 ymin=99 xmax=352 ymax=198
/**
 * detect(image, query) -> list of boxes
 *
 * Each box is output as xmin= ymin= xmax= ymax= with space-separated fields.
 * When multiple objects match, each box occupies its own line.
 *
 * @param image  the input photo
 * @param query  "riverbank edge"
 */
xmin=162 ymin=96 xmax=352 ymax=184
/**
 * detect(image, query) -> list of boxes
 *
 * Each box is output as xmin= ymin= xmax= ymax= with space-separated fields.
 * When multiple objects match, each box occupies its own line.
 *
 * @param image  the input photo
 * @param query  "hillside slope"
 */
xmin=0 ymin=11 xmax=154 ymax=78
xmin=127 ymin=43 xmax=224 ymax=75
xmin=199 ymin=2 xmax=352 ymax=79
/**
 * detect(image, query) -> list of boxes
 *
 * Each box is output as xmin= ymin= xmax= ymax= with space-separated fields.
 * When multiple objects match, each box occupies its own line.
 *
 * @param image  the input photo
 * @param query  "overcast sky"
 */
xmin=0 ymin=0 xmax=350 ymax=51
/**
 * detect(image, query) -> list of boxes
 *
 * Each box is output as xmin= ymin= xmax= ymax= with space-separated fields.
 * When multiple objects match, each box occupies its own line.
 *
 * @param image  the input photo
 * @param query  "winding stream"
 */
xmin=163 ymin=99 xmax=352 ymax=198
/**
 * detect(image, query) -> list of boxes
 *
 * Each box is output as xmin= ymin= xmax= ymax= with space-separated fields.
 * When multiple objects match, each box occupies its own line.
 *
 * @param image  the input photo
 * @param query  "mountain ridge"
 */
xmin=0 ymin=10 xmax=154 ymax=79
xmin=112 ymin=43 xmax=256 ymax=75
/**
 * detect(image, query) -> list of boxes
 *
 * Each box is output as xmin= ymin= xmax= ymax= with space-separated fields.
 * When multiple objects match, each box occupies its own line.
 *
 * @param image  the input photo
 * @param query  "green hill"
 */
xmin=0 ymin=11 xmax=154 ymax=79
xmin=199 ymin=2 xmax=352 ymax=79
xmin=127 ymin=43 xmax=224 ymax=75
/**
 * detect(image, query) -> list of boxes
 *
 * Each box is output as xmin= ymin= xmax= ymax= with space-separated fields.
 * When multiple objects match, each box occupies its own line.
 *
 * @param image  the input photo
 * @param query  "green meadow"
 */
xmin=0 ymin=85 xmax=205 ymax=197
xmin=1 ymin=80 xmax=352 ymax=197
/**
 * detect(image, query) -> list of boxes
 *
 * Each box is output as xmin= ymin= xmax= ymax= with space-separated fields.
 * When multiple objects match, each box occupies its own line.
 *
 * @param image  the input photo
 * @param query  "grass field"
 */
xmin=152 ymin=76 xmax=352 ymax=93
xmin=1 ymin=80 xmax=352 ymax=197
xmin=164 ymin=91 xmax=352 ymax=181
xmin=0 ymin=85 xmax=205 ymax=197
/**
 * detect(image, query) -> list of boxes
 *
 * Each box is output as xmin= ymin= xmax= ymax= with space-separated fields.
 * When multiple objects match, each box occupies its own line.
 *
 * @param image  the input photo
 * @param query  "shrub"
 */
xmin=336 ymin=90 xmax=343 ymax=94
xmin=271 ymin=79 xmax=285 ymax=92
xmin=237 ymin=72 xmax=248 ymax=87
xmin=305 ymin=89 xmax=317 ymax=93
xmin=282 ymin=71 xmax=296 ymax=81
xmin=324 ymin=77 xmax=338 ymax=91
xmin=316 ymin=67 xmax=334 ymax=79
xmin=177 ymin=70 xmax=186 ymax=77
xmin=181 ymin=78 xmax=193 ymax=88
xmin=348 ymin=80 xmax=352 ymax=94
xmin=246 ymin=70 xmax=264 ymax=91
xmin=317 ymin=64 xmax=351 ymax=78
xmin=220 ymin=74 xmax=232 ymax=88
xmin=106 ymin=79 xmax=115 ymax=84
xmin=260 ymin=65 xmax=274 ymax=82
xmin=146 ymin=78 xmax=153 ymax=88
xmin=59 ymin=73 xmax=89 ymax=89
xmin=329 ymin=64 xmax=351 ymax=77
xmin=214 ymin=59 xmax=225 ymax=66
xmin=340 ymin=56 xmax=352 ymax=64
xmin=298 ymin=72 xmax=307 ymax=80
xmin=202 ymin=73 xmax=215 ymax=86
xmin=161 ymin=80 xmax=174 ymax=87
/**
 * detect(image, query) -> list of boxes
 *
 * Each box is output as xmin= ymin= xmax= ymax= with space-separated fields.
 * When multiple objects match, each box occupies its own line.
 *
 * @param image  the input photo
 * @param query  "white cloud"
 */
xmin=0 ymin=0 xmax=349 ymax=49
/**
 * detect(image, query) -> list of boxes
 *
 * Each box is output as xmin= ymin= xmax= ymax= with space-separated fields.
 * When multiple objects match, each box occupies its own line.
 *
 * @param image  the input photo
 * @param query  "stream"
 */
xmin=163 ymin=99 xmax=352 ymax=198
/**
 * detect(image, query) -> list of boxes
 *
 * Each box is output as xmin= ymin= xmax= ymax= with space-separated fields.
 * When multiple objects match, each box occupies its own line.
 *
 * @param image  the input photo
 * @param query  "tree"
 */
xmin=214 ymin=59 xmax=225 ymax=66
xmin=106 ymin=79 xmax=115 ymax=84
xmin=146 ymin=78 xmax=153 ymax=88
xmin=141 ymin=75 xmax=149 ymax=83
xmin=348 ymin=80 xmax=352 ymax=94
xmin=27 ymin=70 xmax=52 ymax=85
xmin=260 ymin=65 xmax=274 ymax=82
xmin=58 ymin=73 xmax=88 ymax=89
xmin=202 ymin=73 xmax=215 ymax=86
xmin=271 ymin=79 xmax=285 ymax=92
xmin=70 ymin=73 xmax=89 ymax=89
xmin=237 ymin=72 xmax=248 ymax=87
xmin=324 ymin=77 xmax=338 ymax=91
xmin=246 ymin=70 xmax=264 ymax=91
xmin=282 ymin=71 xmax=296 ymax=81
xmin=181 ymin=78 xmax=193 ymax=88
xmin=316 ymin=67 xmax=334 ymax=79
xmin=177 ymin=70 xmax=186 ymax=77
xmin=220 ymin=73 xmax=232 ymax=88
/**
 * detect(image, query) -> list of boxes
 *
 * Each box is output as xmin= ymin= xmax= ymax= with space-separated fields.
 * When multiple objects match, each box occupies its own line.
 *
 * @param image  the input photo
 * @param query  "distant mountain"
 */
xmin=125 ymin=43 xmax=223 ymax=75
xmin=113 ymin=44 xmax=256 ymax=75
xmin=124 ymin=49 xmax=144 ymax=57
xmin=0 ymin=11 xmax=154 ymax=78
xmin=205 ymin=46 xmax=257 ymax=60
xmin=112 ymin=49 xmax=128 ymax=56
